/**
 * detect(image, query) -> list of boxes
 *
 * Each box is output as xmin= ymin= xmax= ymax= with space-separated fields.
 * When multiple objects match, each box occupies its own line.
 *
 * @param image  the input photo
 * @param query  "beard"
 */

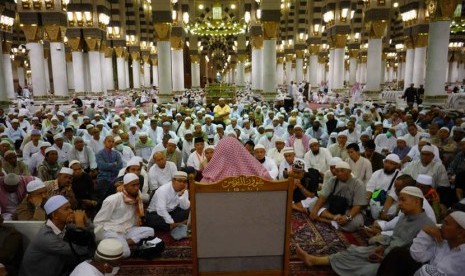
xmin=383 ymin=168 xmax=395 ymax=175
xmin=312 ymin=149 xmax=319 ymax=155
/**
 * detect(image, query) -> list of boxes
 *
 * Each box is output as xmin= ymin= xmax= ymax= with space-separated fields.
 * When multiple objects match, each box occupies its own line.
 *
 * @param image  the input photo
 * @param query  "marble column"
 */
xmin=115 ymin=47 xmax=126 ymax=90
xmin=236 ymin=55 xmax=246 ymax=87
xmin=151 ymin=58 xmax=158 ymax=87
xmin=412 ymin=34 xmax=428 ymax=86
xmin=171 ymin=38 xmax=184 ymax=92
xmin=0 ymin=42 xmax=7 ymax=101
xmin=448 ymin=60 xmax=458 ymax=83
xmin=262 ymin=21 xmax=278 ymax=100
xmin=49 ymin=42 xmax=68 ymax=97
xmin=88 ymin=51 xmax=102 ymax=93
xmin=157 ymin=38 xmax=173 ymax=102
xmin=295 ymin=51 xmax=304 ymax=83
xmin=17 ymin=66 xmax=26 ymax=88
xmin=404 ymin=37 xmax=415 ymax=89
xmin=251 ymin=35 xmax=263 ymax=91
xmin=328 ymin=49 xmax=334 ymax=90
xmin=285 ymin=54 xmax=292 ymax=84
xmin=2 ymin=45 xmax=15 ymax=99
xmin=276 ymin=57 xmax=284 ymax=86
xmin=72 ymin=51 xmax=85 ymax=93
xmin=143 ymin=59 xmax=151 ymax=88
xmin=424 ymin=0 xmax=459 ymax=105
xmin=131 ymin=52 xmax=141 ymax=89
xmin=366 ymin=25 xmax=385 ymax=91
xmin=349 ymin=50 xmax=358 ymax=85
xmin=191 ymin=55 xmax=201 ymax=88
xmin=103 ymin=48 xmax=114 ymax=91
xmin=26 ymin=42 xmax=47 ymax=97
xmin=308 ymin=49 xmax=318 ymax=87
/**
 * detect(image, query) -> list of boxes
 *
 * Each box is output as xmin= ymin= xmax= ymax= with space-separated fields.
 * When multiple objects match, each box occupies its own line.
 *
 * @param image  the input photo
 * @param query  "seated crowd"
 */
xmin=0 ymin=92 xmax=465 ymax=276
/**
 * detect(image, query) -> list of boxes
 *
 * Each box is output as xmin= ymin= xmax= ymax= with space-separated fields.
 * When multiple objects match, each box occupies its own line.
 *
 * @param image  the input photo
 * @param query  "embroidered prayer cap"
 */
xmin=126 ymin=158 xmax=141 ymax=168
xmin=450 ymin=211 xmax=465 ymax=229
xmin=329 ymin=157 xmax=343 ymax=166
xmin=27 ymin=179 xmax=46 ymax=193
xmin=384 ymin=154 xmax=401 ymax=164
xmin=335 ymin=161 xmax=351 ymax=170
xmin=4 ymin=173 xmax=20 ymax=186
xmin=421 ymin=145 xmax=434 ymax=153
xmin=416 ymin=174 xmax=433 ymax=186
xmin=60 ymin=167 xmax=74 ymax=175
xmin=123 ymin=173 xmax=139 ymax=185
xmin=308 ymin=138 xmax=319 ymax=146
xmin=254 ymin=144 xmax=266 ymax=150
xmin=96 ymin=239 xmax=124 ymax=261
xmin=400 ymin=186 xmax=424 ymax=198
xmin=44 ymin=195 xmax=69 ymax=215
xmin=68 ymin=160 xmax=81 ymax=168
xmin=45 ymin=147 xmax=58 ymax=154
xmin=174 ymin=171 xmax=188 ymax=179
xmin=282 ymin=147 xmax=294 ymax=154
xmin=292 ymin=160 xmax=305 ymax=171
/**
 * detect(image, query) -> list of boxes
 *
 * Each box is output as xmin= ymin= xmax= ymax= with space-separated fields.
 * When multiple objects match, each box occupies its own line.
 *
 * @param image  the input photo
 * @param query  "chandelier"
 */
xmin=185 ymin=3 xmax=246 ymax=36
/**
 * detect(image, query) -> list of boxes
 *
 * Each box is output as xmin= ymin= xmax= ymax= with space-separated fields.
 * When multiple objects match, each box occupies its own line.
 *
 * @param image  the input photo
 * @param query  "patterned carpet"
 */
xmin=119 ymin=212 xmax=369 ymax=275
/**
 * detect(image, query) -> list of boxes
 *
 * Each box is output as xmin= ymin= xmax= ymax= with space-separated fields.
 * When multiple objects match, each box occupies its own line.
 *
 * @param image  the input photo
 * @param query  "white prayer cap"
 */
xmin=83 ymin=116 xmax=90 ymax=120
xmin=44 ymin=195 xmax=69 ymax=215
xmin=69 ymin=160 xmax=81 ymax=168
xmin=174 ymin=171 xmax=188 ymax=179
xmin=265 ymin=125 xmax=274 ymax=131
xmin=184 ymin=130 xmax=193 ymax=135
xmin=0 ymin=140 xmax=10 ymax=146
xmin=133 ymin=156 xmax=143 ymax=164
xmin=337 ymin=132 xmax=347 ymax=137
xmin=184 ymin=116 xmax=192 ymax=121
xmin=86 ymin=124 xmax=94 ymax=130
xmin=4 ymin=173 xmax=20 ymax=186
xmin=329 ymin=157 xmax=343 ymax=166
xmin=60 ymin=167 xmax=74 ymax=175
xmin=95 ymin=113 xmax=102 ymax=117
xmin=384 ymin=154 xmax=401 ymax=164
xmin=450 ymin=211 xmax=465 ymax=229
xmin=57 ymin=111 xmax=65 ymax=117
xmin=330 ymin=132 xmax=337 ymax=138
xmin=227 ymin=131 xmax=237 ymax=138
xmin=400 ymin=186 xmax=424 ymax=198
xmin=397 ymin=136 xmax=406 ymax=142
xmin=51 ymin=116 xmax=59 ymax=122
xmin=71 ymin=111 xmax=78 ymax=115
xmin=254 ymin=144 xmax=266 ymax=150
xmin=282 ymin=147 xmax=294 ymax=154
xmin=112 ymin=122 xmax=119 ymax=127
xmin=294 ymin=124 xmax=303 ymax=129
xmin=243 ymin=119 xmax=250 ymax=124
xmin=96 ymin=121 xmax=104 ymax=126
xmin=162 ymin=121 xmax=171 ymax=126
xmin=96 ymin=239 xmax=124 ymax=261
xmin=126 ymin=158 xmax=140 ymax=168
xmin=416 ymin=174 xmax=433 ymax=186
xmin=114 ymin=136 xmax=122 ymax=143
xmin=335 ymin=161 xmax=351 ymax=170
xmin=308 ymin=138 xmax=319 ymax=146
xmin=204 ymin=145 xmax=215 ymax=151
xmin=18 ymin=110 xmax=27 ymax=117
xmin=374 ymin=121 xmax=383 ymax=126
xmin=11 ymin=119 xmax=19 ymax=123
xmin=216 ymin=124 xmax=224 ymax=129
xmin=27 ymin=179 xmax=46 ymax=193
xmin=53 ymin=133 xmax=64 ymax=140
xmin=123 ymin=173 xmax=139 ymax=185
xmin=45 ymin=147 xmax=57 ymax=154
xmin=167 ymin=138 xmax=177 ymax=145
xmin=439 ymin=127 xmax=450 ymax=132
xmin=421 ymin=145 xmax=434 ymax=153
xmin=139 ymin=132 xmax=148 ymax=137
xmin=40 ymin=142 xmax=51 ymax=148
xmin=275 ymin=137 xmax=285 ymax=143
xmin=420 ymin=132 xmax=431 ymax=138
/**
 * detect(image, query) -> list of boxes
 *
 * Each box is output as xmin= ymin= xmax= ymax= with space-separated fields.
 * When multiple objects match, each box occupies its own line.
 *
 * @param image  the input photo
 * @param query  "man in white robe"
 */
xmin=304 ymin=138 xmax=332 ymax=177
xmin=148 ymin=152 xmax=177 ymax=192
xmin=254 ymin=144 xmax=278 ymax=179
xmin=346 ymin=143 xmax=372 ymax=184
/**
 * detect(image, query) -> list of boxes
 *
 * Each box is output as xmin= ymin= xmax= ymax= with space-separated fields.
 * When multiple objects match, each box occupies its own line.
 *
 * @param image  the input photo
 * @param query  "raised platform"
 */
xmin=205 ymin=84 xmax=236 ymax=104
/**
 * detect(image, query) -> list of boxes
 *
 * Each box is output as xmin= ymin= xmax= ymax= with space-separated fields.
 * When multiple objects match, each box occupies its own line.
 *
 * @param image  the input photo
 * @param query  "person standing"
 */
xmin=402 ymin=83 xmax=417 ymax=109
xmin=95 ymin=136 xmax=123 ymax=202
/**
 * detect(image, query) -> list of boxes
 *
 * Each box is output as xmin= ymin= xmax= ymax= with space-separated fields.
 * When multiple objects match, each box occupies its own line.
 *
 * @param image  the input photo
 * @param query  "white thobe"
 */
xmin=186 ymin=151 xmax=205 ymax=171
xmin=402 ymin=160 xmax=450 ymax=188
xmin=267 ymin=148 xmax=285 ymax=168
xmin=304 ymin=148 xmax=332 ymax=174
xmin=148 ymin=161 xmax=178 ymax=191
xmin=346 ymin=156 xmax=372 ymax=184
xmin=147 ymin=184 xmax=190 ymax=224
xmin=261 ymin=157 xmax=279 ymax=179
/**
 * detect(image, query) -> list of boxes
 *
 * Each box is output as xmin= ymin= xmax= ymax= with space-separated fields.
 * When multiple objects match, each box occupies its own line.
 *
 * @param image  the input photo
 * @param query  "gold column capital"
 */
xmin=155 ymin=23 xmax=171 ymax=41
xmin=85 ymin=38 xmax=101 ymax=52
xmin=308 ymin=44 xmax=320 ymax=55
xmin=262 ymin=21 xmax=279 ymax=40
xmin=65 ymin=52 xmax=72 ymax=62
xmin=285 ymin=54 xmax=294 ymax=62
xmin=295 ymin=50 xmax=304 ymax=59
xmin=21 ymin=25 xmax=42 ymax=43
xmin=413 ymin=34 xmax=429 ymax=48
xmin=238 ymin=54 xmax=248 ymax=62
xmin=349 ymin=49 xmax=359 ymax=59
xmin=360 ymin=56 xmax=368 ymax=63
xmin=251 ymin=35 xmax=264 ymax=49
xmin=142 ymin=54 xmax=150 ymax=64
xmin=151 ymin=58 xmax=158 ymax=66
xmin=367 ymin=20 xmax=388 ymax=39
xmin=44 ymin=25 xmax=65 ymax=42
xmin=277 ymin=57 xmax=284 ymax=64
xmin=67 ymin=37 xmax=82 ymax=52
xmin=104 ymin=47 xmax=113 ymax=58
xmin=317 ymin=56 xmax=326 ymax=64
xmin=170 ymin=36 xmax=183 ymax=50
xmin=130 ymin=51 xmax=140 ymax=61
xmin=190 ymin=55 xmax=200 ymax=63
xmin=427 ymin=0 xmax=460 ymax=22
xmin=114 ymin=47 xmax=125 ymax=58
xmin=1 ymin=41 xmax=12 ymax=54
xmin=329 ymin=34 xmax=347 ymax=49
xmin=404 ymin=36 xmax=415 ymax=49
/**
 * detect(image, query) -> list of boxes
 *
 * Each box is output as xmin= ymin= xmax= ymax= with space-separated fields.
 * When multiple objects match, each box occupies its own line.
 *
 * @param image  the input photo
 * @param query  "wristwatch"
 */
xmin=346 ymin=215 xmax=353 ymax=221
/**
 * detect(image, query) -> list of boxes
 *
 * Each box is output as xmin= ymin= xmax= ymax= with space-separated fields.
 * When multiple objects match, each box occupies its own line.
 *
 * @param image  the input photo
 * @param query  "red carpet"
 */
xmin=119 ymin=212 xmax=369 ymax=275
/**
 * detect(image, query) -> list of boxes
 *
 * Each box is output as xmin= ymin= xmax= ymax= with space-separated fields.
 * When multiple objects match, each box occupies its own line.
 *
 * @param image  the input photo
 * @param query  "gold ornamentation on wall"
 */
xmin=155 ymin=23 xmax=171 ymax=41
xmin=368 ymin=20 xmax=387 ymax=39
xmin=427 ymin=0 xmax=459 ymax=21
xmin=221 ymin=176 xmax=265 ymax=192
xmin=262 ymin=21 xmax=279 ymax=40
xmin=251 ymin=35 xmax=264 ymax=49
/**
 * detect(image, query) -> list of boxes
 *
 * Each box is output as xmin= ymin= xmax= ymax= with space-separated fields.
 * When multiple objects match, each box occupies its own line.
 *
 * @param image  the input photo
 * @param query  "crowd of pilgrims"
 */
xmin=0 ymin=86 xmax=465 ymax=276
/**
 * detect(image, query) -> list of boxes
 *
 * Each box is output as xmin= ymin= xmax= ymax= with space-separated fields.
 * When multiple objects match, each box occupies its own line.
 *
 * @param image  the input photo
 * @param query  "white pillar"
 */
xmin=132 ymin=59 xmax=141 ymax=89
xmin=316 ymin=63 xmax=324 ymax=85
xmin=72 ymin=51 xmax=85 ymax=93
xmin=26 ymin=43 xmax=47 ymax=97
xmin=397 ymin=62 xmax=402 ymax=83
xmin=349 ymin=56 xmax=357 ymax=85
xmin=157 ymin=40 xmax=173 ymax=102
xmin=116 ymin=56 xmax=126 ymax=90
xmin=309 ymin=55 xmax=318 ymax=87
xmin=404 ymin=47 xmax=415 ymax=89
xmin=295 ymin=57 xmax=303 ymax=83
xmin=66 ymin=60 xmax=74 ymax=90
xmin=361 ymin=62 xmax=367 ymax=84
xmin=17 ymin=67 xmax=26 ymax=88
xmin=50 ymin=42 xmax=68 ymax=97
xmin=144 ymin=63 xmax=150 ymax=87
xmin=125 ymin=59 xmax=130 ymax=90
xmin=2 ymin=54 xmax=15 ymax=99
xmin=333 ymin=48 xmax=345 ymax=89
xmin=263 ymin=39 xmax=277 ymax=98
xmin=413 ymin=46 xmax=427 ymax=86
xmin=236 ymin=61 xmax=245 ymax=86
xmin=191 ymin=62 xmax=200 ymax=88
xmin=425 ymin=21 xmax=452 ymax=100
xmin=88 ymin=51 xmax=102 ymax=93
xmin=276 ymin=61 xmax=284 ymax=86
xmin=252 ymin=47 xmax=263 ymax=91
xmin=104 ymin=56 xmax=114 ymax=91
xmin=152 ymin=63 xmax=159 ymax=87
xmin=328 ymin=49 xmax=334 ymax=91
xmin=448 ymin=61 xmax=458 ymax=83
xmin=171 ymin=49 xmax=184 ymax=92
xmin=44 ymin=57 xmax=51 ymax=93
xmin=366 ymin=38 xmax=383 ymax=91
xmin=0 ymin=42 xmax=7 ymax=101
xmin=100 ymin=53 xmax=107 ymax=95
xmin=285 ymin=59 xmax=292 ymax=84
